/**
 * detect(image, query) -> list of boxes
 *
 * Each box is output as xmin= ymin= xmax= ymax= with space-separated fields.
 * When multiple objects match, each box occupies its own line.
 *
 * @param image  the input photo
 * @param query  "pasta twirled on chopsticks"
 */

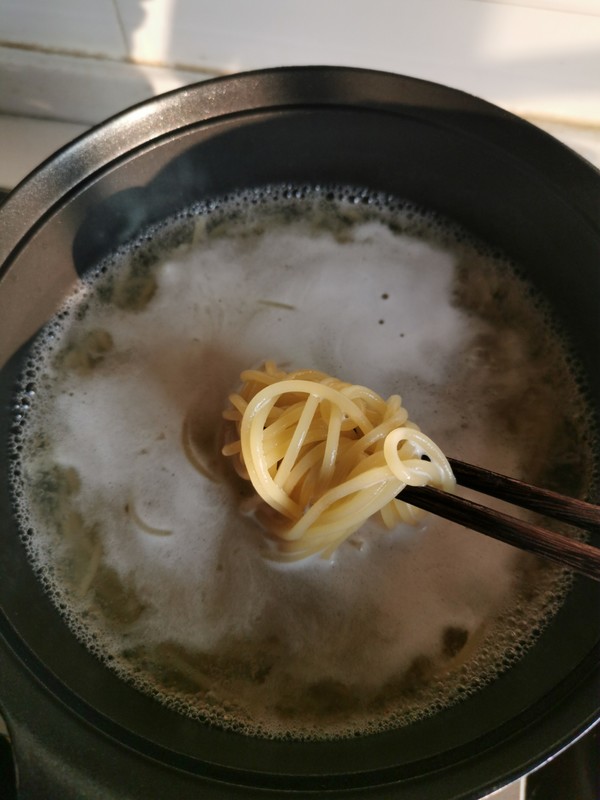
xmin=221 ymin=361 xmax=455 ymax=561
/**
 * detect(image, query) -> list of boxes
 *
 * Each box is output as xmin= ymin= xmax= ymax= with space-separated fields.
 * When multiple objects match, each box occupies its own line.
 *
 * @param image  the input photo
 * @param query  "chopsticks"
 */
xmin=400 ymin=458 xmax=600 ymax=581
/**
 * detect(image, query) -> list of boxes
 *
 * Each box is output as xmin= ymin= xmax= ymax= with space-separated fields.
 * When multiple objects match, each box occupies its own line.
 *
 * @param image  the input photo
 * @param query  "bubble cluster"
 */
xmin=8 ymin=183 xmax=597 ymax=741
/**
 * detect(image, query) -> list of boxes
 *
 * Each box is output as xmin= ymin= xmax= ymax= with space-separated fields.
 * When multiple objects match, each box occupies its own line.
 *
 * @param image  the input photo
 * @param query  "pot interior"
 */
xmin=0 ymin=68 xmax=598 ymax=798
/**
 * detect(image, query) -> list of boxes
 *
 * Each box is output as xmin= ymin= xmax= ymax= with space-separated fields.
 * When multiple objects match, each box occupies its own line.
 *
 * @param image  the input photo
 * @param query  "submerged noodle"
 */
xmin=221 ymin=362 xmax=455 ymax=560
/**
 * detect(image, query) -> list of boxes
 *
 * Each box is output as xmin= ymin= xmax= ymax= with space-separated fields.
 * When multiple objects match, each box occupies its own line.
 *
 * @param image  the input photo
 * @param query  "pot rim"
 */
xmin=1 ymin=65 xmax=598 ymax=270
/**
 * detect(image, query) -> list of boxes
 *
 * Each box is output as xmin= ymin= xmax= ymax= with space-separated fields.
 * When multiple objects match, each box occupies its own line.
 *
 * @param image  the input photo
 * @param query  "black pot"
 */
xmin=0 ymin=67 xmax=598 ymax=799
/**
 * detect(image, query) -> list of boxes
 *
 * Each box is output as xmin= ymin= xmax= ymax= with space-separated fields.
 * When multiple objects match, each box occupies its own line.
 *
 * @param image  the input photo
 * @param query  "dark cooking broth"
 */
xmin=8 ymin=185 xmax=596 ymax=739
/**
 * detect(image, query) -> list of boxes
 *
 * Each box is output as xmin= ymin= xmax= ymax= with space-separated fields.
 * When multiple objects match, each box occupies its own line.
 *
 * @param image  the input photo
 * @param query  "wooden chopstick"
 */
xmin=400 ymin=463 xmax=600 ymax=582
xmin=448 ymin=458 xmax=600 ymax=532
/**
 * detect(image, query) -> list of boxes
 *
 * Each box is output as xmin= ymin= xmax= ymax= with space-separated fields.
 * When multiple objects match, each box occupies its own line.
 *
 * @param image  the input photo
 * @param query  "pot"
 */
xmin=0 ymin=67 xmax=598 ymax=799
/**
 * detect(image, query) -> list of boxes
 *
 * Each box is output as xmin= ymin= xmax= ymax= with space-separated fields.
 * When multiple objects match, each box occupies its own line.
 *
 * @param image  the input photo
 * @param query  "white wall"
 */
xmin=1 ymin=0 xmax=599 ymax=126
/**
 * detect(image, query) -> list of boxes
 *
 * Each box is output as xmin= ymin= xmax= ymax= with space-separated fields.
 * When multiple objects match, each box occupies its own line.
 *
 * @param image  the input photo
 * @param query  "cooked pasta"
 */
xmin=221 ymin=361 xmax=455 ymax=561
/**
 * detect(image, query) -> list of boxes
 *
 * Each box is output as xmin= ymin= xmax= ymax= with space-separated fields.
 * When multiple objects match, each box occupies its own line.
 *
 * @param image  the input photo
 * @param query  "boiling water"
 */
xmin=9 ymin=186 xmax=595 ymax=739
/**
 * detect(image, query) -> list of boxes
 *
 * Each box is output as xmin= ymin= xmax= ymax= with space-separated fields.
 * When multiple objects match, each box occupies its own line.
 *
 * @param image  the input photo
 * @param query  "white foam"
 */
xmin=12 ymin=189 xmax=592 ymax=738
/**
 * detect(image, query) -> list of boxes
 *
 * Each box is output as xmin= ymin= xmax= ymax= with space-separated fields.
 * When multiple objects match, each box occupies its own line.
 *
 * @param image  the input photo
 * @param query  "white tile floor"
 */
xmin=2 ymin=1 xmax=599 ymax=124
xmin=488 ymin=783 xmax=524 ymax=800
xmin=0 ymin=0 xmax=126 ymax=59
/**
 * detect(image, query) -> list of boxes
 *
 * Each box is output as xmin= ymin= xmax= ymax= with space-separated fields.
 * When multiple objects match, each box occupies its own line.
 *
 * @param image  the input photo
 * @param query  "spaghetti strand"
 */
xmin=220 ymin=363 xmax=455 ymax=561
